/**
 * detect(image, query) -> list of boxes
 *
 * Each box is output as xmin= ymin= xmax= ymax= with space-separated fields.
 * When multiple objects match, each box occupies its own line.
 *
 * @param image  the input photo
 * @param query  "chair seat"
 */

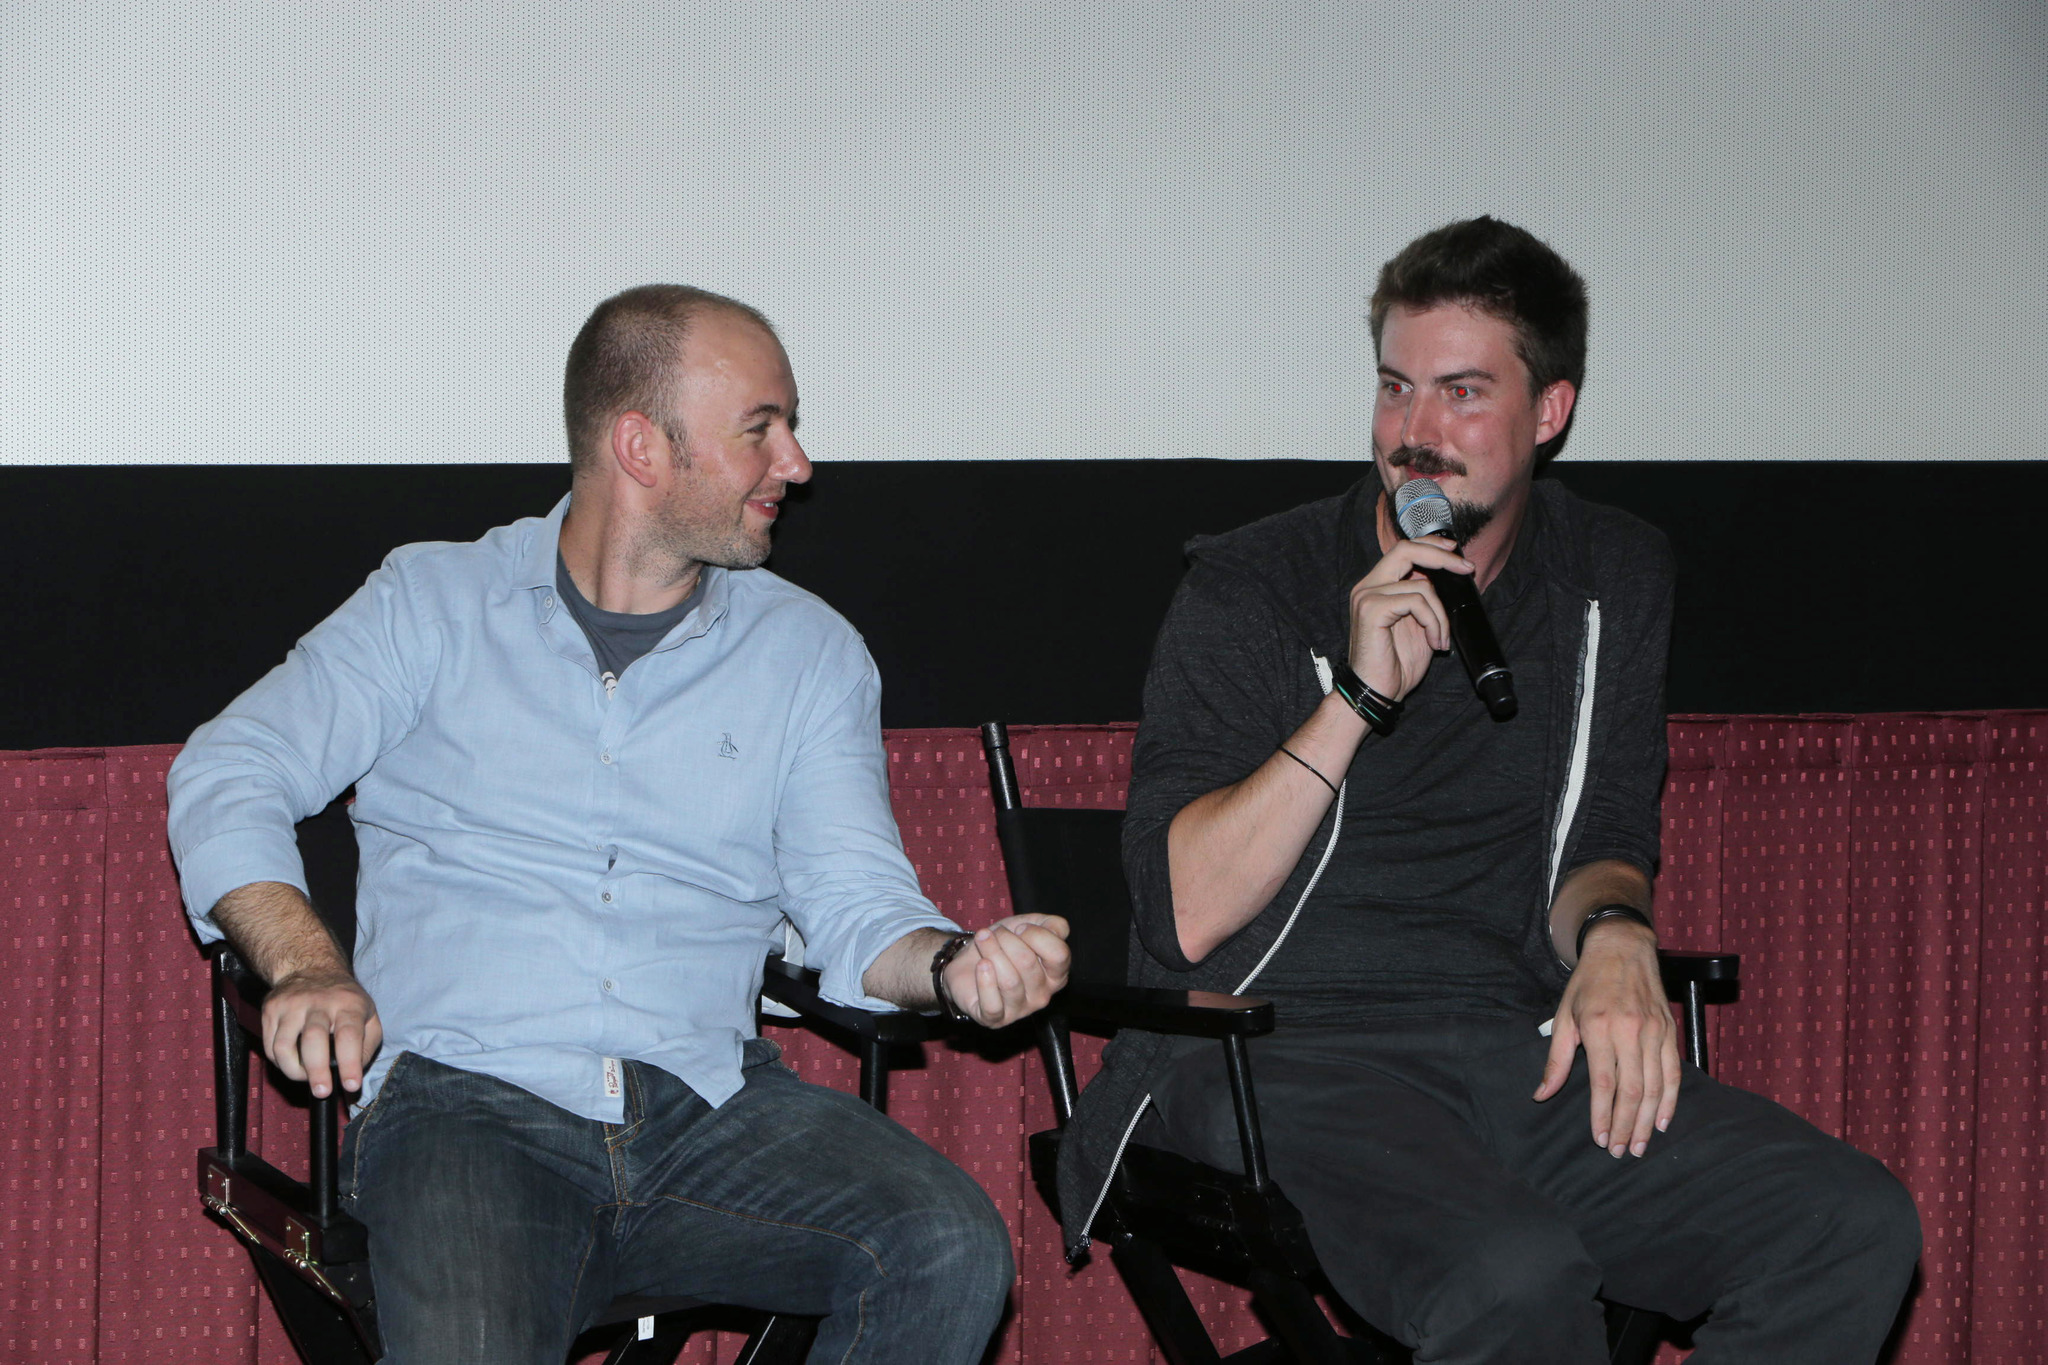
xmin=1029 ymin=1128 xmax=1322 ymax=1283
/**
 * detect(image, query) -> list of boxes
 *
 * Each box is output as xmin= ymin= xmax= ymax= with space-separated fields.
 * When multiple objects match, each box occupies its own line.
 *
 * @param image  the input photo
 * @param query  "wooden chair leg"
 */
xmin=1109 ymin=1236 xmax=1227 ymax=1365
xmin=249 ymin=1247 xmax=377 ymax=1365
xmin=731 ymin=1314 xmax=818 ymax=1364
xmin=1247 ymin=1269 xmax=1377 ymax=1365
xmin=1604 ymin=1302 xmax=1666 ymax=1364
xmin=601 ymin=1312 xmax=693 ymax=1365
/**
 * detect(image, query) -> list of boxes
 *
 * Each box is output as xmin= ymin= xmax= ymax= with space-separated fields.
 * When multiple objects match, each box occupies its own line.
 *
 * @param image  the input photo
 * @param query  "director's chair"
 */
xmin=980 ymin=721 xmax=1740 ymax=1365
xmin=195 ymin=798 xmax=937 ymax=1364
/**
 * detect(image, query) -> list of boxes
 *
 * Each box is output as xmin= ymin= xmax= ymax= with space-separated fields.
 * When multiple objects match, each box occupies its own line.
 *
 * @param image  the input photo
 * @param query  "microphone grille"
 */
xmin=1395 ymin=478 xmax=1454 ymax=539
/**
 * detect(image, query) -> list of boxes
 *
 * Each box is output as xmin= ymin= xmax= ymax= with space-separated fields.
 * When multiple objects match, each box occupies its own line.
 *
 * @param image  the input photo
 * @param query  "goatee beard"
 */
xmin=1382 ymin=445 xmax=1495 ymax=547
xmin=1447 ymin=499 xmax=1495 ymax=546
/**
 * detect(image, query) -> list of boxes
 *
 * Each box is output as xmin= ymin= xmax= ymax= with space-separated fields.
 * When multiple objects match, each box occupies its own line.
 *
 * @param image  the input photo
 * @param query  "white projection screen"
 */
xmin=2 ymin=1 xmax=2043 ymax=467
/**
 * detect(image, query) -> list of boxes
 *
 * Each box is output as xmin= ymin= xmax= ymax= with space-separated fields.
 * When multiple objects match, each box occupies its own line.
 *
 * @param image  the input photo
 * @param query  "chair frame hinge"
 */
xmin=283 ymin=1216 xmax=316 ymax=1268
xmin=199 ymin=1161 xmax=360 ymax=1314
xmin=203 ymin=1167 xmax=233 ymax=1213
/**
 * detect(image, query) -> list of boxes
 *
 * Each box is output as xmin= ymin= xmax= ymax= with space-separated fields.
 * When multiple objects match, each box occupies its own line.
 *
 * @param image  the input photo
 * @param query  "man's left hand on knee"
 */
xmin=1535 ymin=916 xmax=1680 ymax=1160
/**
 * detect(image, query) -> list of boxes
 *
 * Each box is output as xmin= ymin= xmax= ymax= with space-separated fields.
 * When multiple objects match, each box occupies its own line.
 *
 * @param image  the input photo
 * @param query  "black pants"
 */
xmin=1143 ymin=1016 xmax=1920 ymax=1365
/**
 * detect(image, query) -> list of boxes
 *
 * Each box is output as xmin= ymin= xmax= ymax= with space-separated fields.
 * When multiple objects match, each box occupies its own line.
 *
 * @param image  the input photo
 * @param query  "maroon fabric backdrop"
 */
xmin=3 ymin=715 xmax=2041 ymax=1363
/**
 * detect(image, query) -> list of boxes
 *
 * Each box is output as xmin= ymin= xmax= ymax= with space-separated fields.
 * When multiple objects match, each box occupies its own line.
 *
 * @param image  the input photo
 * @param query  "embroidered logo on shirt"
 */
xmin=602 ymin=1056 xmax=622 ymax=1098
xmin=718 ymin=733 xmax=740 ymax=760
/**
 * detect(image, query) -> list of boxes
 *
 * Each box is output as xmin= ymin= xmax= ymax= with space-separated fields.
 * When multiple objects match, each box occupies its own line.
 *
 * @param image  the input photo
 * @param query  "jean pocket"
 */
xmin=341 ymin=1050 xmax=416 ymax=1201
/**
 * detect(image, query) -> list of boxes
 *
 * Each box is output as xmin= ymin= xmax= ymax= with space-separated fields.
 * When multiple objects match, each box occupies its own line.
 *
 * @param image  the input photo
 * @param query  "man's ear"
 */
xmin=1535 ymin=380 xmax=1578 ymax=448
xmin=609 ymin=411 xmax=666 ymax=490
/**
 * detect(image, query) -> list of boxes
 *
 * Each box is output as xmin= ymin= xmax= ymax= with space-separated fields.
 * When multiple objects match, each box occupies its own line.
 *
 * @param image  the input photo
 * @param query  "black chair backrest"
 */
xmin=980 ymin=723 xmax=1130 ymax=989
xmin=294 ymin=794 xmax=360 ymax=962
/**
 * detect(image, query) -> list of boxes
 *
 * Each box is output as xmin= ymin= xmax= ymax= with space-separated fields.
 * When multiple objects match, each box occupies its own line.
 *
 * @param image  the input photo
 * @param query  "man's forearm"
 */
xmin=1548 ymin=860 xmax=1655 ymax=970
xmin=215 ymin=880 xmax=380 ymax=1098
xmin=212 ymin=880 xmax=355 ymax=987
xmin=861 ymin=927 xmax=953 ymax=1011
xmin=1167 ymin=692 xmax=1369 ymax=963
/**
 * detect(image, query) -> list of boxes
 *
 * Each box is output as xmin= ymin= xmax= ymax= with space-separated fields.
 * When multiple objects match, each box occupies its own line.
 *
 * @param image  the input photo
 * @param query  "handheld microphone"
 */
xmin=1393 ymin=477 xmax=1516 ymax=719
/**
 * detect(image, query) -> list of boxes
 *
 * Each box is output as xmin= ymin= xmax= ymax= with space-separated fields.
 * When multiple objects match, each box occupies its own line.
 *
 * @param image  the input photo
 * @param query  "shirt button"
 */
xmin=600 ymin=751 xmax=612 ymax=764
xmin=601 ymin=890 xmax=613 ymax=903
xmin=543 ymin=595 xmax=555 ymax=611
xmin=602 ymin=979 xmax=615 ymax=993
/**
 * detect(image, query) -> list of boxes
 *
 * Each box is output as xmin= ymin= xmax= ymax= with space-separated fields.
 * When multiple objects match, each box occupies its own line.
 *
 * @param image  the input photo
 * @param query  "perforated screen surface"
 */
xmin=3 ymin=1 xmax=2043 ymax=466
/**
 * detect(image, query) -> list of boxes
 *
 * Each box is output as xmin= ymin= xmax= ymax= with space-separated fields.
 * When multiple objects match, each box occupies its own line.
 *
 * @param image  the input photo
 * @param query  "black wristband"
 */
xmin=1277 ymin=744 xmax=1339 ymax=796
xmin=1574 ymin=904 xmax=1655 ymax=960
xmin=929 ymin=931 xmax=976 ymax=1024
xmin=1327 ymin=660 xmax=1403 ymax=736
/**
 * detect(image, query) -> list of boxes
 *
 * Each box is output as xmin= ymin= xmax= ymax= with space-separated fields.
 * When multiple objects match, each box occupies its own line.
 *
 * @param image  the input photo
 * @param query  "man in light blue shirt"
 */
xmin=168 ymin=286 xmax=1069 ymax=1364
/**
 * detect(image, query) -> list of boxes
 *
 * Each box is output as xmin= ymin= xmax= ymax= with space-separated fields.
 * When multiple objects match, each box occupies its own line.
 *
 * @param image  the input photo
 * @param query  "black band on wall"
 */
xmin=3 ymin=459 xmax=2045 ymax=749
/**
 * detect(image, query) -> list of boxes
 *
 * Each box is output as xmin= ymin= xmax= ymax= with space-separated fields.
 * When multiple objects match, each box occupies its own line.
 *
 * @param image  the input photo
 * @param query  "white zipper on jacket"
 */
xmin=1236 ymin=645 xmax=1347 ymax=994
xmin=1073 ymin=650 xmax=1349 ymax=1255
xmin=1547 ymin=600 xmax=1601 ymax=902
xmin=1072 ymin=1095 xmax=1153 ymax=1257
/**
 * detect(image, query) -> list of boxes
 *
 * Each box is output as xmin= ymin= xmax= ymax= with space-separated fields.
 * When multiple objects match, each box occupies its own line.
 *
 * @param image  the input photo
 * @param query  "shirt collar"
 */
xmin=515 ymin=494 xmax=573 ymax=590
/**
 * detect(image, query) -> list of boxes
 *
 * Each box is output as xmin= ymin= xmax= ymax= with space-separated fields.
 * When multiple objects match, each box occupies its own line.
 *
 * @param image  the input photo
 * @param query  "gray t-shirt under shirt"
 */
xmin=555 ymin=552 xmax=705 ymax=686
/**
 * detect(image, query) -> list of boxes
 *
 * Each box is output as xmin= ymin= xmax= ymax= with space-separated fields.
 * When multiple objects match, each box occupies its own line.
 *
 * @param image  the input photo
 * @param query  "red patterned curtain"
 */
xmin=2 ymin=716 xmax=2041 ymax=1363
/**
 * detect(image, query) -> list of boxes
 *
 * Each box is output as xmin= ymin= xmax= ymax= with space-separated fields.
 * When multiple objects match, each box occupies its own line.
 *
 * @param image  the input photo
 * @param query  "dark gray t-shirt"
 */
xmin=555 ymin=553 xmax=705 ymax=686
xmin=1249 ymin=524 xmax=1555 ymax=1026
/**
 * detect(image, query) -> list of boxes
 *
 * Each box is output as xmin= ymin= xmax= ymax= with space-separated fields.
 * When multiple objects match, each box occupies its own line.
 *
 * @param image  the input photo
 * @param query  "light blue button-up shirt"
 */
xmin=168 ymin=496 xmax=955 ymax=1121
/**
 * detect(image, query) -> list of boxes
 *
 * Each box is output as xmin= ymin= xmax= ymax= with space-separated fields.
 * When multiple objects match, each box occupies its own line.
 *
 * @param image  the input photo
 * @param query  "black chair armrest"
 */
xmin=1051 ymin=983 xmax=1275 ymax=1039
xmin=1657 ymin=949 xmax=1740 ymax=988
xmin=211 ymin=943 xmax=268 ymax=1036
xmin=1655 ymin=949 xmax=1740 ymax=1073
xmin=759 ymin=957 xmax=937 ymax=1044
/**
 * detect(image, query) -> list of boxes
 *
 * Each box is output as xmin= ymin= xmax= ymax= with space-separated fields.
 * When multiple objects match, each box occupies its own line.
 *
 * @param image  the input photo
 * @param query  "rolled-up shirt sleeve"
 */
xmin=167 ymin=552 xmax=434 ymax=939
xmin=771 ymin=641 xmax=957 ymax=1011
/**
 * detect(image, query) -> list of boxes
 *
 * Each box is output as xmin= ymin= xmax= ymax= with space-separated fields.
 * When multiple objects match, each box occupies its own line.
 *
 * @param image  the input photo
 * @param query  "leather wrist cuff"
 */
xmin=1574 ymin=903 xmax=1655 ymax=961
xmin=1328 ymin=660 xmax=1403 ymax=736
xmin=929 ymin=931 xmax=976 ymax=1024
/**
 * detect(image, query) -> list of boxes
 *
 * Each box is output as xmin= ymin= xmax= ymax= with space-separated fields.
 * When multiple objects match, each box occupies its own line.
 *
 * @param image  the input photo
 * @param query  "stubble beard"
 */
xmin=648 ymin=438 xmax=776 ymax=573
xmin=651 ymin=497 xmax=773 ymax=573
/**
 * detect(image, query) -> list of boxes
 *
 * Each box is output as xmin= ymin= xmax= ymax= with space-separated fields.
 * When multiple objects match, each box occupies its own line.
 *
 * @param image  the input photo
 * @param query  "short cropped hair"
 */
xmin=562 ymin=285 xmax=778 ymax=474
xmin=1369 ymin=217 xmax=1589 ymax=462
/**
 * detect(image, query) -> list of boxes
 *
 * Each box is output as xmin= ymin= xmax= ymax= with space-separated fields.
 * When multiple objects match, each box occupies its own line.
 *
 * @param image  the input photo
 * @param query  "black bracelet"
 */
xmin=929 ymin=931 xmax=976 ymax=1024
xmin=1327 ymin=660 xmax=1403 ymax=736
xmin=1277 ymin=745 xmax=1339 ymax=795
xmin=1574 ymin=904 xmax=1655 ymax=960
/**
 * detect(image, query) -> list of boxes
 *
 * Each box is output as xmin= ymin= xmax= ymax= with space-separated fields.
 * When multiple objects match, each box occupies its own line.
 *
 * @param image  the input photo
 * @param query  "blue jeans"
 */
xmin=340 ymin=1041 xmax=1014 ymax=1364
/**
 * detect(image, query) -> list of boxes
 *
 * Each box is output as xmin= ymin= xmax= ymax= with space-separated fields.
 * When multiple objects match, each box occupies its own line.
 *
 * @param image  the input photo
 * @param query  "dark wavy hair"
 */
xmin=1369 ymin=217 xmax=1588 ymax=462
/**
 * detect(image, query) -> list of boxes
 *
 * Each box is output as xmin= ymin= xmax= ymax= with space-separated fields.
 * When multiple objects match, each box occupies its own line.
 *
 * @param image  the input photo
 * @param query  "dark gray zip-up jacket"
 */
xmin=1056 ymin=474 xmax=1674 ymax=1259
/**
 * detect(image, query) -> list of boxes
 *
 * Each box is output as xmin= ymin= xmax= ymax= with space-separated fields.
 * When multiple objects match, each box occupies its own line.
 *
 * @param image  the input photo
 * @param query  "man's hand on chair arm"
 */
xmin=866 ymin=917 xmax=1072 ymax=1027
xmin=213 ymin=880 xmax=383 ymax=1101
xmin=1532 ymin=860 xmax=1676 ymax=1160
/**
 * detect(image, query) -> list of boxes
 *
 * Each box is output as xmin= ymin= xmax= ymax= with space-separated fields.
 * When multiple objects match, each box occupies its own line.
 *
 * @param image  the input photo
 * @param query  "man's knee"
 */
xmin=892 ymin=1164 xmax=1015 ymax=1305
xmin=1742 ymin=1135 xmax=1921 ymax=1275
xmin=1825 ymin=1151 xmax=1922 ymax=1278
